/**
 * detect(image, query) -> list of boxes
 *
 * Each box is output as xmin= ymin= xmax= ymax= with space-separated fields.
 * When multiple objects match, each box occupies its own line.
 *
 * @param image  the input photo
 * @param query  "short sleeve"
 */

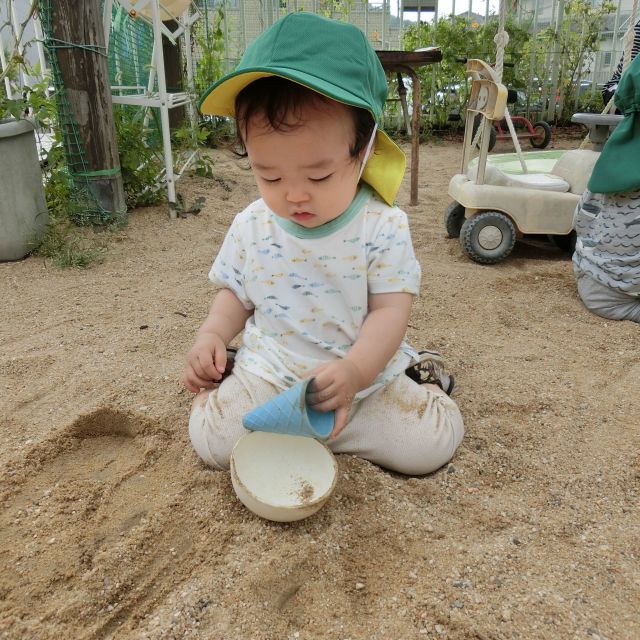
xmin=367 ymin=206 xmax=421 ymax=295
xmin=208 ymin=217 xmax=255 ymax=310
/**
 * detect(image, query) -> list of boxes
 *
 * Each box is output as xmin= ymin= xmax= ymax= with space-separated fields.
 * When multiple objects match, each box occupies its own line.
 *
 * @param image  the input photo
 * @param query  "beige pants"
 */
xmin=189 ymin=367 xmax=464 ymax=476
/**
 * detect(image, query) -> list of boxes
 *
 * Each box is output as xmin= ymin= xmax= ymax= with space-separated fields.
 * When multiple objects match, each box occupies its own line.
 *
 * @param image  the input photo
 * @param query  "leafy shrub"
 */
xmin=402 ymin=15 xmax=531 ymax=130
xmin=113 ymin=106 xmax=165 ymax=208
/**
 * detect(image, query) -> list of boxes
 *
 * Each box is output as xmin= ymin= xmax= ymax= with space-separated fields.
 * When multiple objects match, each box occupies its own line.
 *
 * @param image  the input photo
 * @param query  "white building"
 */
xmin=517 ymin=0 xmax=638 ymax=85
xmin=199 ymin=0 xmax=403 ymax=72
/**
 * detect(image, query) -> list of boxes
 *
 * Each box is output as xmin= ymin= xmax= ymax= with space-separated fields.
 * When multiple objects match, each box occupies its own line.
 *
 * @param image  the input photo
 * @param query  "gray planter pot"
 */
xmin=0 ymin=119 xmax=49 ymax=261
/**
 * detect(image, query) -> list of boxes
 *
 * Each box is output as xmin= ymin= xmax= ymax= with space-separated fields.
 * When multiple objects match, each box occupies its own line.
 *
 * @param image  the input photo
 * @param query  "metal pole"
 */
xmin=540 ymin=0 xmax=557 ymax=120
xmin=9 ymin=0 xmax=28 ymax=90
xmin=204 ymin=0 xmax=209 ymax=42
xmin=611 ymin=0 xmax=622 ymax=79
xmin=429 ymin=1 xmax=437 ymax=122
xmin=151 ymin=0 xmax=177 ymax=212
xmin=365 ymin=1 xmax=369 ymax=38
xmin=0 ymin=30 xmax=14 ymax=100
xmin=547 ymin=0 xmax=564 ymax=121
xmin=32 ymin=12 xmax=50 ymax=95
xmin=382 ymin=0 xmax=387 ymax=49
xmin=183 ymin=8 xmax=197 ymax=129
xmin=142 ymin=42 xmax=156 ymax=127
xmin=241 ymin=0 xmax=247 ymax=54
xmin=223 ymin=0 xmax=230 ymax=72
xmin=526 ymin=0 xmax=540 ymax=117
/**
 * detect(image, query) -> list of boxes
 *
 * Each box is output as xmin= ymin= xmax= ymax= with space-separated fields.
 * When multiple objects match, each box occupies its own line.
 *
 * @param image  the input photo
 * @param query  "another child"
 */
xmin=573 ymin=53 xmax=640 ymax=323
xmin=183 ymin=13 xmax=464 ymax=475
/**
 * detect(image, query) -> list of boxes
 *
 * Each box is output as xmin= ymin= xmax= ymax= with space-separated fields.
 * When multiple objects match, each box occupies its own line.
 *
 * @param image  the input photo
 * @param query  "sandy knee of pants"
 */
xmin=188 ymin=404 xmax=226 ymax=470
xmin=188 ymin=370 xmax=280 ymax=470
xmin=332 ymin=375 xmax=464 ymax=475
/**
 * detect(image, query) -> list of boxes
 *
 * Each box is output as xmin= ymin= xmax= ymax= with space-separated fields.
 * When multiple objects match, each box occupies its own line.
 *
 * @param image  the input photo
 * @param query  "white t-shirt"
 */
xmin=210 ymin=185 xmax=422 ymax=398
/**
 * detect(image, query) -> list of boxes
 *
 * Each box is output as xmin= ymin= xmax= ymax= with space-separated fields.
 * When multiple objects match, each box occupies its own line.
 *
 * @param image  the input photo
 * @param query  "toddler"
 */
xmin=184 ymin=12 xmax=464 ymax=475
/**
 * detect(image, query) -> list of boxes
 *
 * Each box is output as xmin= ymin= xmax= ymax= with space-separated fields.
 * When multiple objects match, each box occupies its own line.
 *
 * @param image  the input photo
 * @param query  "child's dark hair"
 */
xmin=234 ymin=76 xmax=375 ymax=160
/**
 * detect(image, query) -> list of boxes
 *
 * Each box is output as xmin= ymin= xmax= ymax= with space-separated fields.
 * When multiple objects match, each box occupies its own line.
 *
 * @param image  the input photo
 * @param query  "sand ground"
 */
xmin=1 ymin=136 xmax=638 ymax=640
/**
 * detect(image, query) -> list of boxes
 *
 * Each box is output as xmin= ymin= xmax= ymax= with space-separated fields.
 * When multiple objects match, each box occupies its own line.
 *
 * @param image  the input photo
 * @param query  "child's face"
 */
xmin=244 ymin=100 xmax=363 ymax=227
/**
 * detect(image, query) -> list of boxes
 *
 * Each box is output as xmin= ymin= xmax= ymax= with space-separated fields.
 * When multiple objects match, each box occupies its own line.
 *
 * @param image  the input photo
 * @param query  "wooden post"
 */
xmin=376 ymin=49 xmax=443 ymax=206
xmin=49 ymin=0 xmax=126 ymax=217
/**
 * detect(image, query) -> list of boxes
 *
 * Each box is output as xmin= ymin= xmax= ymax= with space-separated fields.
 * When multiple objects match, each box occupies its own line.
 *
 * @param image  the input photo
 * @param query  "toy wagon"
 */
xmin=444 ymin=59 xmax=605 ymax=264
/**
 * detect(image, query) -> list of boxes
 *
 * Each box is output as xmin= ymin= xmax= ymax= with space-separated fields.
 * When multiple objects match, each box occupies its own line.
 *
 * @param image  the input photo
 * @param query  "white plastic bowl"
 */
xmin=230 ymin=431 xmax=337 ymax=522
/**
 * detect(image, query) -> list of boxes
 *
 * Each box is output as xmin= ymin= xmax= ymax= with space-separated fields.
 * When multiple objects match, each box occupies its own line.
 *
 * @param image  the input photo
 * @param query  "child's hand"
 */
xmin=183 ymin=333 xmax=229 ymax=393
xmin=306 ymin=360 xmax=364 ymax=439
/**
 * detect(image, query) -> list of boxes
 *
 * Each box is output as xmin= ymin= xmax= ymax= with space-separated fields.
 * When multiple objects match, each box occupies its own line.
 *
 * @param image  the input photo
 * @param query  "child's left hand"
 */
xmin=305 ymin=360 xmax=363 ymax=439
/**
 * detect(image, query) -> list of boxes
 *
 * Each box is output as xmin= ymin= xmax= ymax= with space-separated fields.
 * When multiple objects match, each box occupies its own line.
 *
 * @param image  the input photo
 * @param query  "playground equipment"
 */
xmin=104 ymin=0 xmax=201 ymax=217
xmin=491 ymin=90 xmax=552 ymax=150
xmin=454 ymin=56 xmax=552 ymax=153
xmin=473 ymin=103 xmax=551 ymax=153
xmin=444 ymin=58 xmax=603 ymax=264
xmin=443 ymin=0 xmax=633 ymax=265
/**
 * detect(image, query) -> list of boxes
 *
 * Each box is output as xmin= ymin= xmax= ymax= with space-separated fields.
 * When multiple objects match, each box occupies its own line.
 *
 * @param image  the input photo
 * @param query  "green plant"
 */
xmin=173 ymin=117 xmax=215 ymax=178
xmin=193 ymin=5 xmax=225 ymax=98
xmin=35 ymin=219 xmax=106 ymax=268
xmin=2 ymin=3 xmax=175 ymax=266
xmin=574 ymin=87 xmax=604 ymax=114
xmin=523 ymin=0 xmax=615 ymax=123
xmin=0 ymin=0 xmax=39 ymax=117
xmin=113 ymin=106 xmax=165 ymax=208
xmin=557 ymin=0 xmax=615 ymax=121
xmin=192 ymin=5 xmax=235 ymax=148
xmin=197 ymin=115 xmax=234 ymax=148
xmin=402 ymin=15 xmax=531 ymax=130
xmin=317 ymin=0 xmax=354 ymax=19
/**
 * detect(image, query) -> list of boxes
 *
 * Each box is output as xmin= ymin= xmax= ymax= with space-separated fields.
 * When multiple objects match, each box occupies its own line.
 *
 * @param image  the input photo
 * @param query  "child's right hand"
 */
xmin=183 ymin=333 xmax=229 ymax=393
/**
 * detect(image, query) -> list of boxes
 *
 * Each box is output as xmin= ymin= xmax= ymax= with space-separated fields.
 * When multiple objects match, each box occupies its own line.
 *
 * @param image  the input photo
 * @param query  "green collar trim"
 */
xmin=275 ymin=184 xmax=372 ymax=239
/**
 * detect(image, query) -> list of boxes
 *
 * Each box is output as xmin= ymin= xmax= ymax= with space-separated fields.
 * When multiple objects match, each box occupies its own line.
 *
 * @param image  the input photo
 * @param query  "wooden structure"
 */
xmin=50 ymin=0 xmax=126 ymax=216
xmin=376 ymin=48 xmax=442 ymax=205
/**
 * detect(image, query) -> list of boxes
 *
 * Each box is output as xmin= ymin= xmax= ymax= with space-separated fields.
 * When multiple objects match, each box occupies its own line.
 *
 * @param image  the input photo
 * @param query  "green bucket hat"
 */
xmin=198 ymin=12 xmax=405 ymax=205
xmin=588 ymin=53 xmax=640 ymax=194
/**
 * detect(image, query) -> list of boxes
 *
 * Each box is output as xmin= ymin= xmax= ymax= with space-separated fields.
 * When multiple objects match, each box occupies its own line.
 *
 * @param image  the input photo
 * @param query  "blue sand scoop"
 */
xmin=242 ymin=378 xmax=334 ymax=439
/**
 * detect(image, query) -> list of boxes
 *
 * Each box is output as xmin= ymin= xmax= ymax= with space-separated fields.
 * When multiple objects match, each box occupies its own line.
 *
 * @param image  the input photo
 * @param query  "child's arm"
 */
xmin=307 ymin=291 xmax=413 ymax=437
xmin=183 ymin=288 xmax=254 ymax=393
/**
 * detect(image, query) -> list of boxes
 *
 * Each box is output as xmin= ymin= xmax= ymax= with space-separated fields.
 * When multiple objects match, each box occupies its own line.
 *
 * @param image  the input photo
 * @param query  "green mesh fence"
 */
xmin=38 ymin=0 xmax=126 ymax=225
xmin=108 ymin=4 xmax=155 ymax=93
xmin=107 ymin=3 xmax=163 ymax=148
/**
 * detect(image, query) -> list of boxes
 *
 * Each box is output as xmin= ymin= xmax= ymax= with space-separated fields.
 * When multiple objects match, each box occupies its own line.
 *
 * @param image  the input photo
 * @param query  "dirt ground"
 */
xmin=1 ymin=134 xmax=638 ymax=640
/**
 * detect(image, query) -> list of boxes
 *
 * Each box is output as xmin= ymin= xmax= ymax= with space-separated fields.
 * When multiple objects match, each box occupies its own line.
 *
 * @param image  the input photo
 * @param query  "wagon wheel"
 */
xmin=530 ymin=121 xmax=552 ymax=149
xmin=459 ymin=211 xmax=517 ymax=264
xmin=443 ymin=201 xmax=466 ymax=238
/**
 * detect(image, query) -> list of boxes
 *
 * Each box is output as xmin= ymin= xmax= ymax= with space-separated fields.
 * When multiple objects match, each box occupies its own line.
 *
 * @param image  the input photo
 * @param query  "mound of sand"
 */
xmin=1 ymin=136 xmax=638 ymax=639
